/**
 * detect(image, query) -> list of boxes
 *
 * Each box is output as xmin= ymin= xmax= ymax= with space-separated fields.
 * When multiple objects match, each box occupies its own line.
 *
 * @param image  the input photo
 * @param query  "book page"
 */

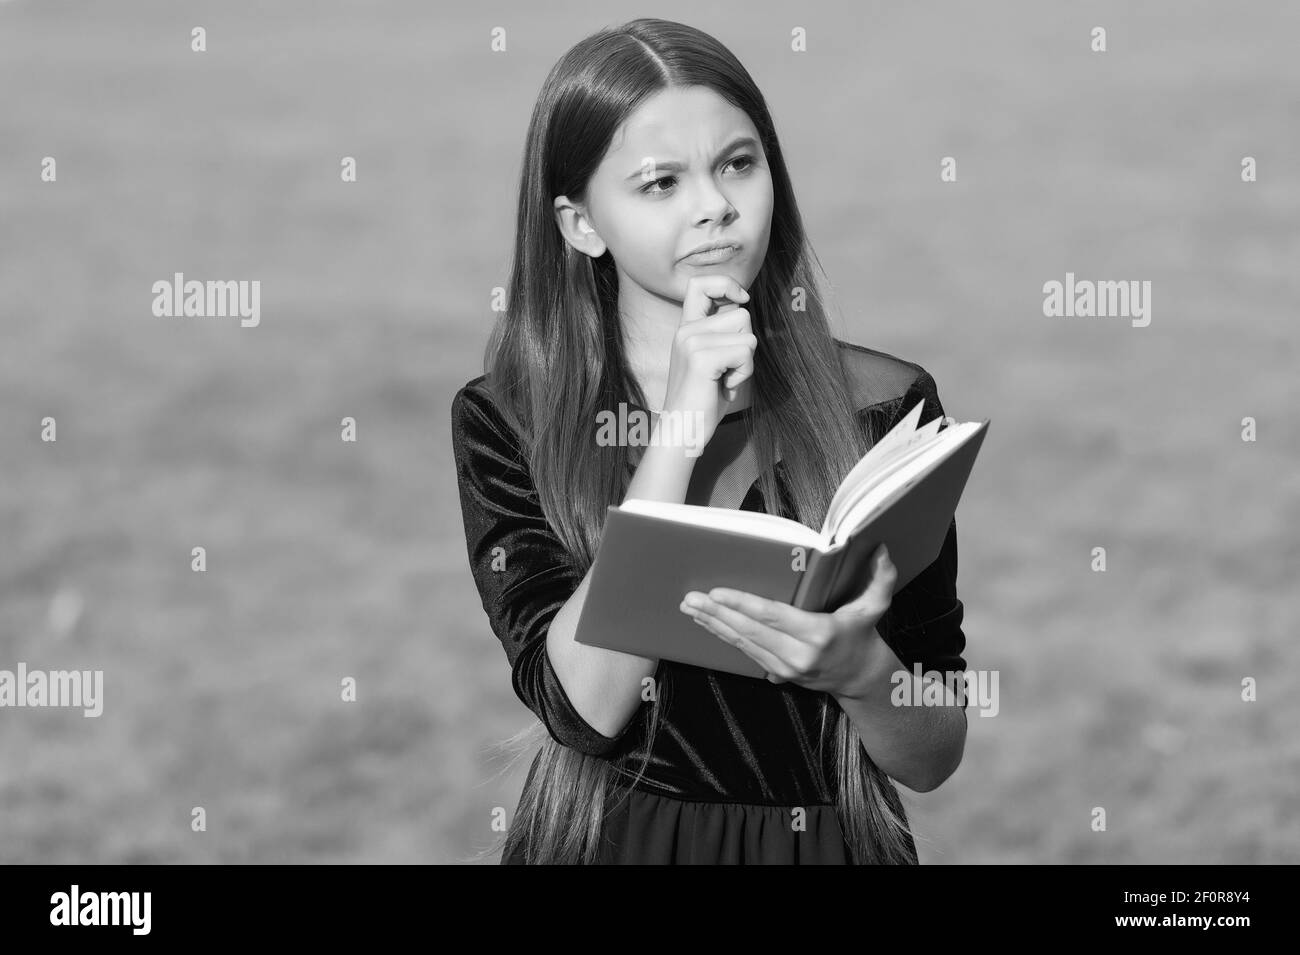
xmin=830 ymin=422 xmax=983 ymax=545
xmin=821 ymin=407 xmax=946 ymax=535
xmin=826 ymin=433 xmax=946 ymax=536
xmin=822 ymin=400 xmax=925 ymax=534
xmin=617 ymin=499 xmax=824 ymax=548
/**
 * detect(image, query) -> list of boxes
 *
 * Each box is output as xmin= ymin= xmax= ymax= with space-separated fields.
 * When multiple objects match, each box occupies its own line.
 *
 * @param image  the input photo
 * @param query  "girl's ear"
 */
xmin=553 ymin=195 xmax=607 ymax=258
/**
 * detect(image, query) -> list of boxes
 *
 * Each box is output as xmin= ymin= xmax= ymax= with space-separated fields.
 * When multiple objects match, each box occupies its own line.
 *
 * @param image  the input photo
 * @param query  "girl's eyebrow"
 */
xmin=623 ymin=135 xmax=759 ymax=180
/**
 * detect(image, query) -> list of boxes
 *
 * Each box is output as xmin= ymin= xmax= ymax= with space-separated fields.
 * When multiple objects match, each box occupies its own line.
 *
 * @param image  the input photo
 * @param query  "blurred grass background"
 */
xmin=0 ymin=0 xmax=1296 ymax=863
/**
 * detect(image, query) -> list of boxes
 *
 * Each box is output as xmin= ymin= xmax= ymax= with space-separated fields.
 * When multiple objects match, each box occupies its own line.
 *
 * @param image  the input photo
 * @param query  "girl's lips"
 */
xmin=681 ymin=244 xmax=741 ymax=265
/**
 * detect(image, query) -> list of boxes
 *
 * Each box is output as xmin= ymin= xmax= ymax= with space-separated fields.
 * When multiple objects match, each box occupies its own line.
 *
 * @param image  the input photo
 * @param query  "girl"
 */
xmin=451 ymin=18 xmax=969 ymax=865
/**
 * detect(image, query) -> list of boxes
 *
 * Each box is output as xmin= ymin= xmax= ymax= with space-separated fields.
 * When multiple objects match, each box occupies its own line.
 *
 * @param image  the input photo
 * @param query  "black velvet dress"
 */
xmin=450 ymin=340 xmax=969 ymax=865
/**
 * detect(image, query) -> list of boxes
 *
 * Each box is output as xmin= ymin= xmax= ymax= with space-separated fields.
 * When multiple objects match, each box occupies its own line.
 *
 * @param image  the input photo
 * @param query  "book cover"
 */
xmin=573 ymin=416 xmax=989 ymax=679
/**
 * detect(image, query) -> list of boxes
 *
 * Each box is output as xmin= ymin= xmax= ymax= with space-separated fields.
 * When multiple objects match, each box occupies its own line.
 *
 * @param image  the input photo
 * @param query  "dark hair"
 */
xmin=472 ymin=17 xmax=917 ymax=864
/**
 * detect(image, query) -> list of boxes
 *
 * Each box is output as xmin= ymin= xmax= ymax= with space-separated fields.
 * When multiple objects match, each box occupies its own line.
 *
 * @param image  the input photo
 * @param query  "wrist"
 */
xmin=650 ymin=407 xmax=712 ymax=458
xmin=833 ymin=626 xmax=892 ymax=702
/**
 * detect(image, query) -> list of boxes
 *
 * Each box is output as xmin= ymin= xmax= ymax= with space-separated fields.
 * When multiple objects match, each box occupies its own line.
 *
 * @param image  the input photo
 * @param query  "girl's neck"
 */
xmin=634 ymin=375 xmax=754 ymax=417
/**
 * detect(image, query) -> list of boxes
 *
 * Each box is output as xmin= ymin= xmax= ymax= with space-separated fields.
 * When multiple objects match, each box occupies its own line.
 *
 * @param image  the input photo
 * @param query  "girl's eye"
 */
xmin=641 ymin=154 xmax=756 ymax=196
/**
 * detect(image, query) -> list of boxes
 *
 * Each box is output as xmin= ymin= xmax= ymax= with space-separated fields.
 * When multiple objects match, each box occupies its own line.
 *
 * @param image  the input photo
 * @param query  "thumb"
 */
xmin=836 ymin=544 xmax=897 ymax=617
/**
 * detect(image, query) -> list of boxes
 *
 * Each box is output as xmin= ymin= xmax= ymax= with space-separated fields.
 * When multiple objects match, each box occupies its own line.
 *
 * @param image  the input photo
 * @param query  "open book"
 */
xmin=574 ymin=400 xmax=990 ymax=679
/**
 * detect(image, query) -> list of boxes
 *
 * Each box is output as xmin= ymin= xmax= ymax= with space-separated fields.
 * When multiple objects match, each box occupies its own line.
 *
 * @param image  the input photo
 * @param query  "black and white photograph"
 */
xmin=0 ymin=0 xmax=1294 ymax=924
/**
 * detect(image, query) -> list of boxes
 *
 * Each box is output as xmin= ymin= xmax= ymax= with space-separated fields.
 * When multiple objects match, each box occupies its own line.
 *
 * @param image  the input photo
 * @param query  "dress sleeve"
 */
xmin=869 ymin=369 xmax=970 ymax=710
xmin=450 ymin=384 xmax=637 ymax=756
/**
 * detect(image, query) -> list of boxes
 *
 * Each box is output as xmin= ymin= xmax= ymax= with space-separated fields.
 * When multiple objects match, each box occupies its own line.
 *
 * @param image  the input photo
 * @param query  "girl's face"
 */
xmin=554 ymin=85 xmax=774 ymax=303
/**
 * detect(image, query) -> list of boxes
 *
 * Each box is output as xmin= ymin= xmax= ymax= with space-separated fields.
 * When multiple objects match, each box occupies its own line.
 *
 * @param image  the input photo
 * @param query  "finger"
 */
xmin=721 ymin=361 xmax=752 ymax=392
xmin=836 ymin=544 xmax=898 ymax=616
xmin=686 ymin=312 xmax=754 ymax=394
xmin=697 ymin=588 xmax=826 ymax=650
xmin=682 ymin=275 xmax=751 ymax=324
xmin=686 ymin=335 xmax=758 ymax=388
xmin=705 ymin=588 xmax=826 ymax=646
xmin=690 ymin=301 xmax=750 ymax=334
xmin=691 ymin=610 xmax=797 ymax=681
xmin=721 ymin=328 xmax=757 ymax=390
xmin=706 ymin=340 xmax=757 ymax=388
xmin=679 ymin=306 xmax=751 ymax=344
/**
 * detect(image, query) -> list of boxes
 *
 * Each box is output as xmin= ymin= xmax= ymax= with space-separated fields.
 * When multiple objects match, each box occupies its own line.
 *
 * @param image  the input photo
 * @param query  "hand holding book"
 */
xmin=678 ymin=542 xmax=900 ymax=694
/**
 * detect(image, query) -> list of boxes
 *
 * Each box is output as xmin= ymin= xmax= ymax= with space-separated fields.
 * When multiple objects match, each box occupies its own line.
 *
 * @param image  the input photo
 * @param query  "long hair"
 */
xmin=473 ymin=17 xmax=917 ymax=864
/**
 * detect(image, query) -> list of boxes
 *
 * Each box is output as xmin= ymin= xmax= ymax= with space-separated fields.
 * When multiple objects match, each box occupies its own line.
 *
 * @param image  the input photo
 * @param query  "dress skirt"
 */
xmin=503 ymin=786 xmax=855 ymax=865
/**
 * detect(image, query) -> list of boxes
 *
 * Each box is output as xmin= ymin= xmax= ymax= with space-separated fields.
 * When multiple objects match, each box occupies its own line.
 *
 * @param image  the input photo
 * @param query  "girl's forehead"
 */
xmin=607 ymin=87 xmax=752 ymax=155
